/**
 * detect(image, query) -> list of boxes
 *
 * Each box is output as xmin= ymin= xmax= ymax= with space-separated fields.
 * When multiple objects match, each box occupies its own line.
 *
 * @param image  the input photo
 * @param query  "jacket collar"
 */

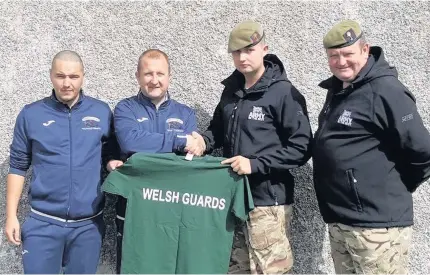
xmin=221 ymin=55 xmax=283 ymax=98
xmin=47 ymin=89 xmax=85 ymax=111
xmin=137 ymin=90 xmax=171 ymax=110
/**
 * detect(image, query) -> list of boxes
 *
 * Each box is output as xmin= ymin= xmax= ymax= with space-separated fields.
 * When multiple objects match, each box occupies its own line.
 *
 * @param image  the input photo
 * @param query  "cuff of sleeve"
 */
xmin=249 ymin=159 xmax=260 ymax=174
xmin=103 ymin=155 xmax=115 ymax=163
xmin=174 ymin=134 xmax=187 ymax=152
xmin=202 ymin=136 xmax=210 ymax=153
xmin=8 ymin=167 xmax=27 ymax=176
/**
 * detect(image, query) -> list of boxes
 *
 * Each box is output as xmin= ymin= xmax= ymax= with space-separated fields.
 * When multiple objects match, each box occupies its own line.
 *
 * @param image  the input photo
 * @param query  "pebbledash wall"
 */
xmin=0 ymin=1 xmax=429 ymax=273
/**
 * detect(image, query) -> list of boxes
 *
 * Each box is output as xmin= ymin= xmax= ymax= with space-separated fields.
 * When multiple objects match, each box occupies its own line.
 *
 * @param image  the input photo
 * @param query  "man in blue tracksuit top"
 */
xmin=113 ymin=49 xmax=198 ymax=274
xmin=5 ymin=50 xmax=122 ymax=274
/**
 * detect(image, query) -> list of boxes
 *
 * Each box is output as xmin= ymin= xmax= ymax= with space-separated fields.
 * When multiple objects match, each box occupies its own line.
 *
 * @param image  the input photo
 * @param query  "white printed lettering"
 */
xmin=152 ymin=189 xmax=160 ymax=201
xmin=196 ymin=196 xmax=204 ymax=207
xmin=142 ymin=188 xmax=226 ymax=210
xmin=182 ymin=193 xmax=190 ymax=205
xmin=204 ymin=196 xmax=212 ymax=208
xmin=172 ymin=192 xmax=180 ymax=203
xmin=142 ymin=188 xmax=153 ymax=200
xmin=219 ymin=199 xmax=226 ymax=210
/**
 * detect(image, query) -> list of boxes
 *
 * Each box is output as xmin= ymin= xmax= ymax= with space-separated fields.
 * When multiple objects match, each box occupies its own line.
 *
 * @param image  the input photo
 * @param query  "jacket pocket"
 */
xmin=30 ymin=164 xmax=69 ymax=215
xmin=20 ymin=216 xmax=32 ymax=241
xmin=267 ymin=181 xmax=278 ymax=206
xmin=70 ymin=164 xmax=103 ymax=218
xmin=346 ymin=169 xmax=363 ymax=212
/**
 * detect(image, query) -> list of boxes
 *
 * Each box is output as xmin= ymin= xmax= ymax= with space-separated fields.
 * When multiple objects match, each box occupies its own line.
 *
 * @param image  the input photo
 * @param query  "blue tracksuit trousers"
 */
xmin=21 ymin=215 xmax=104 ymax=274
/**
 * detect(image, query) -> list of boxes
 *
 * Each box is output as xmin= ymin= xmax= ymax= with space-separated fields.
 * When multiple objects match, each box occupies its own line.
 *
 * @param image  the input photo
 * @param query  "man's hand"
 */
xmin=106 ymin=160 xmax=124 ymax=172
xmin=185 ymin=131 xmax=206 ymax=156
xmin=5 ymin=215 xmax=21 ymax=245
xmin=221 ymin=156 xmax=251 ymax=175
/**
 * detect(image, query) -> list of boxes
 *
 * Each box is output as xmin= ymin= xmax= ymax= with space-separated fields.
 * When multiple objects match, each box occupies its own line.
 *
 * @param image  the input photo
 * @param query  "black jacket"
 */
xmin=202 ymin=54 xmax=312 ymax=206
xmin=313 ymin=46 xmax=430 ymax=227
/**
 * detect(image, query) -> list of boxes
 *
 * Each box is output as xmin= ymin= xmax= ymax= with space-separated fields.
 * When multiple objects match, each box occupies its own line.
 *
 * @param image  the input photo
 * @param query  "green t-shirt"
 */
xmin=102 ymin=153 xmax=254 ymax=274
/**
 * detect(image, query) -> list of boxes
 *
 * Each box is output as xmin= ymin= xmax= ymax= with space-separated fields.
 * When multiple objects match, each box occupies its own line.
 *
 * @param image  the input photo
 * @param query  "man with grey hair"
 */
xmin=313 ymin=20 xmax=430 ymax=273
xmin=5 ymin=50 xmax=122 ymax=273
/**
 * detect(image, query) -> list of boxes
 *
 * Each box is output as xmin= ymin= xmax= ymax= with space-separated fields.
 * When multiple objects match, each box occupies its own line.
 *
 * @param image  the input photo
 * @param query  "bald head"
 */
xmin=50 ymin=50 xmax=85 ymax=108
xmin=51 ymin=50 xmax=84 ymax=72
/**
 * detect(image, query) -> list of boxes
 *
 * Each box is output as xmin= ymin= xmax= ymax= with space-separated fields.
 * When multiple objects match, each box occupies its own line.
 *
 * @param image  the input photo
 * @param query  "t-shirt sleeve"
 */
xmin=101 ymin=163 xmax=134 ymax=199
xmin=231 ymin=175 xmax=255 ymax=222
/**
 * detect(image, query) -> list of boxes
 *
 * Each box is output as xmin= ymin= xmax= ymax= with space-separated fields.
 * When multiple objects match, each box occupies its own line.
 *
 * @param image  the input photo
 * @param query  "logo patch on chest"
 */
xmin=42 ymin=120 xmax=55 ymax=127
xmin=248 ymin=106 xmax=265 ymax=121
xmin=166 ymin=118 xmax=184 ymax=132
xmin=337 ymin=110 xmax=353 ymax=126
xmin=137 ymin=117 xmax=148 ymax=122
xmin=82 ymin=116 xmax=101 ymax=130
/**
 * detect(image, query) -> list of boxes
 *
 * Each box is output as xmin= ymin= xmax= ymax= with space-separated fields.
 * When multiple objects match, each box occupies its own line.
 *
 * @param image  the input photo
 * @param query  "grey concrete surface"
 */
xmin=0 ymin=1 xmax=429 ymax=273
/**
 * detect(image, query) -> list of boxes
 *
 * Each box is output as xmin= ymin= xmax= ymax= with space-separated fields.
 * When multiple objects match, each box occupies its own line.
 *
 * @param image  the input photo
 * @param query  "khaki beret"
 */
xmin=323 ymin=20 xmax=363 ymax=49
xmin=228 ymin=20 xmax=265 ymax=53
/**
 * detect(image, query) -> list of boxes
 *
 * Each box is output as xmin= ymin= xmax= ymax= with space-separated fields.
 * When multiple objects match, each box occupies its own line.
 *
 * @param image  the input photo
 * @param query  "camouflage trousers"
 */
xmin=329 ymin=223 xmax=413 ymax=274
xmin=229 ymin=205 xmax=294 ymax=274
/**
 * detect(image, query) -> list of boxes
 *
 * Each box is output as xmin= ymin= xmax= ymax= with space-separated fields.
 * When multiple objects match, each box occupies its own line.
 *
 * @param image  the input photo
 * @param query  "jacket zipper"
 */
xmin=314 ymin=97 xmax=334 ymax=142
xmin=154 ymin=101 xmax=165 ymax=133
xmin=314 ymin=88 xmax=347 ymax=142
xmin=156 ymin=109 xmax=159 ymax=132
xmin=346 ymin=169 xmax=362 ymax=211
xmin=273 ymin=188 xmax=278 ymax=206
xmin=347 ymin=170 xmax=358 ymax=183
xmin=267 ymin=182 xmax=278 ymax=205
xmin=232 ymin=99 xmax=244 ymax=156
xmin=67 ymin=109 xmax=72 ymax=221
xmin=228 ymin=101 xmax=240 ymax=156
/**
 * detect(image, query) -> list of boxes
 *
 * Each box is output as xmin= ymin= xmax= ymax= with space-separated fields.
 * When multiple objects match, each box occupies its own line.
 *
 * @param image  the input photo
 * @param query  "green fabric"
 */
xmin=228 ymin=20 xmax=264 ymax=53
xmin=102 ymin=153 xmax=254 ymax=274
xmin=323 ymin=20 xmax=363 ymax=49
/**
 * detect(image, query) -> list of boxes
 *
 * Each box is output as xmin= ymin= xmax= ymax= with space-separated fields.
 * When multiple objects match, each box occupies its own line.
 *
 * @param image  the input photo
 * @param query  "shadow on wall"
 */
xmin=98 ymin=193 xmax=117 ymax=274
xmin=0 ymin=159 xmax=30 ymax=274
xmin=290 ymin=163 xmax=326 ymax=274
xmin=194 ymin=103 xmax=212 ymax=134
xmin=194 ymin=103 xmax=223 ymax=157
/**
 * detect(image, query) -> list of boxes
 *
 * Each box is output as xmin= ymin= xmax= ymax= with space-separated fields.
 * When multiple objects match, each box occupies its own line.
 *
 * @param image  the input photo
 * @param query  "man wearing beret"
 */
xmin=187 ymin=20 xmax=312 ymax=274
xmin=313 ymin=20 xmax=430 ymax=273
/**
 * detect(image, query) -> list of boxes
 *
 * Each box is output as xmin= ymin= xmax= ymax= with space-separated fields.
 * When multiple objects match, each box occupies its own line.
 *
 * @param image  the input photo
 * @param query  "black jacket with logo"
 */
xmin=202 ymin=54 xmax=312 ymax=206
xmin=313 ymin=46 xmax=430 ymax=227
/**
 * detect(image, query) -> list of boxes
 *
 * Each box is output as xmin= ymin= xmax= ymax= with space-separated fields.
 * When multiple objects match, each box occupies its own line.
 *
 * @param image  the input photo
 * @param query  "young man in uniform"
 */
xmin=187 ymin=20 xmax=313 ymax=274
xmin=313 ymin=20 xmax=430 ymax=274
xmin=5 ymin=50 xmax=122 ymax=273
xmin=113 ymin=49 xmax=198 ymax=273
